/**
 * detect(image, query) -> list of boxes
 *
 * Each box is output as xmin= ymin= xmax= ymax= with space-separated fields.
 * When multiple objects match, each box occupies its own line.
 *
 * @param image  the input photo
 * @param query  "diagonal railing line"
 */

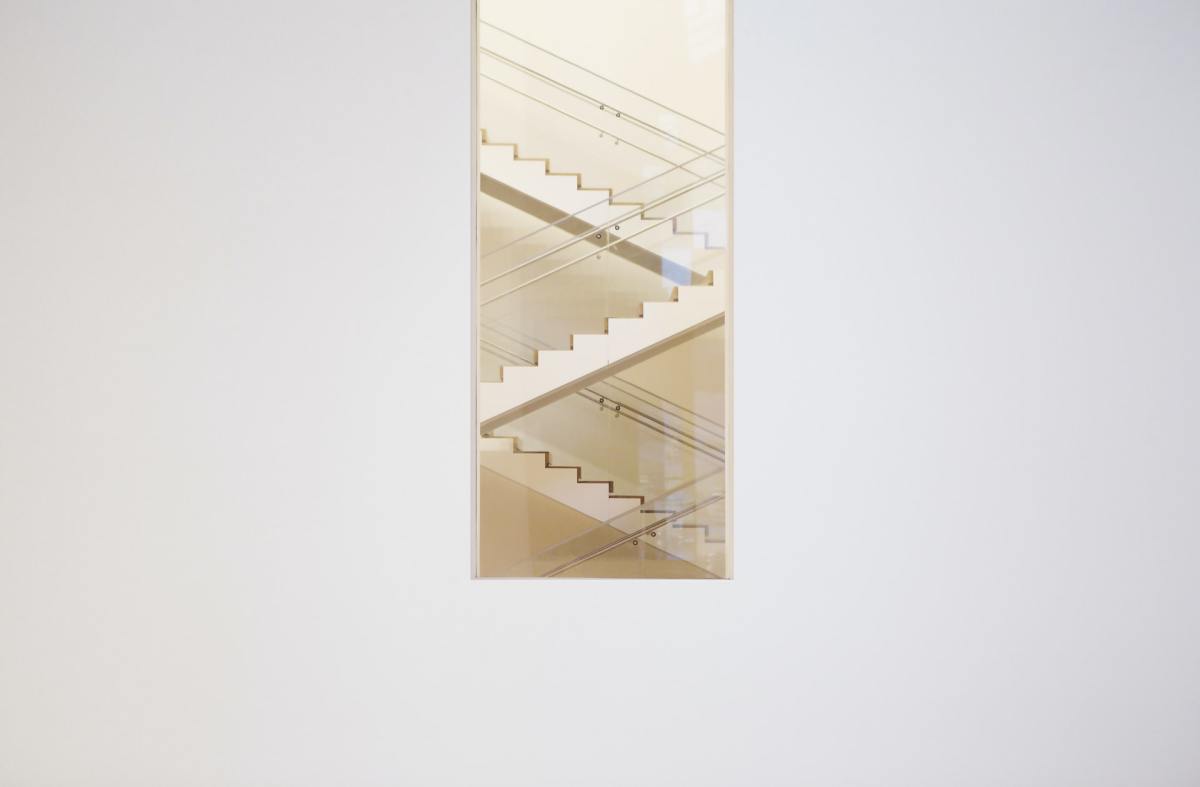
xmin=598 ymin=373 xmax=725 ymax=433
xmin=480 ymin=46 xmax=724 ymax=163
xmin=574 ymin=389 xmax=726 ymax=461
xmin=480 ymin=74 xmax=701 ymax=177
xmin=480 ymin=19 xmax=726 ymax=137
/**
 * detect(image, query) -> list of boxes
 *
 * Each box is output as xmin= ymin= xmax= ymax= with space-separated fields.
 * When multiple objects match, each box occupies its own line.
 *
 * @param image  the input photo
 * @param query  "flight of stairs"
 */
xmin=481 ymin=434 xmax=726 ymax=576
xmin=479 ymin=269 xmax=725 ymax=428
xmin=480 ymin=435 xmax=642 ymax=522
xmin=480 ymin=130 xmax=726 ymax=267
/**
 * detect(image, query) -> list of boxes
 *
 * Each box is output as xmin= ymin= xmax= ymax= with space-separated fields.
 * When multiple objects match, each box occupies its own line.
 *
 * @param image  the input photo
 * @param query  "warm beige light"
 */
xmin=475 ymin=0 xmax=730 ymax=578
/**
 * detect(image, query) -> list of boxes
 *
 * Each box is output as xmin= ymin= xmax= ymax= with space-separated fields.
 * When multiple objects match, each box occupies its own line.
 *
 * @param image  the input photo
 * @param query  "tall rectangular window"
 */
xmin=475 ymin=0 xmax=731 ymax=578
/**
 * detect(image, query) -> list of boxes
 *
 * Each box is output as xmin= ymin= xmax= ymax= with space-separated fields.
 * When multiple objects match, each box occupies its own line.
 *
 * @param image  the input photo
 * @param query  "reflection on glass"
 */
xmin=476 ymin=0 xmax=730 ymax=578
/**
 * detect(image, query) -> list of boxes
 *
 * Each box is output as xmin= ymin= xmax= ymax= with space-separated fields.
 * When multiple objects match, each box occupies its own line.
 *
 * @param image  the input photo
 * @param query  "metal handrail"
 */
xmin=481 ymin=74 xmax=702 ymax=177
xmin=542 ymin=495 xmax=725 ymax=577
xmin=590 ymin=380 xmax=725 ymax=445
xmin=481 ymin=169 xmax=726 ymax=286
xmin=480 ymin=19 xmax=725 ymax=137
xmin=480 ymin=191 xmax=725 ymax=306
xmin=480 ymin=46 xmax=723 ymax=164
xmin=481 ymin=144 xmax=725 ymax=260
xmin=575 ymin=390 xmax=726 ymax=461
xmin=599 ymin=374 xmax=725 ymax=434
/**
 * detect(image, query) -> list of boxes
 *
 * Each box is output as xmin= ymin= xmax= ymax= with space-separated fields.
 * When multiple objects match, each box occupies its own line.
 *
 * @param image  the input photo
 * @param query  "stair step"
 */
xmin=480 ymin=436 xmax=641 ymax=523
xmin=480 ymin=271 xmax=724 ymax=427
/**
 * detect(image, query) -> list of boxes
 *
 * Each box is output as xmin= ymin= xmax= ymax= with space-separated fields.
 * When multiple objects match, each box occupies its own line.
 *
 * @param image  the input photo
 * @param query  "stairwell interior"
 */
xmin=475 ymin=0 xmax=730 ymax=579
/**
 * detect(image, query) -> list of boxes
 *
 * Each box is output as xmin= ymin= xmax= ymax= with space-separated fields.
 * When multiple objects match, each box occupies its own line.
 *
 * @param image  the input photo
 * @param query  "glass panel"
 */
xmin=476 ymin=0 xmax=730 ymax=578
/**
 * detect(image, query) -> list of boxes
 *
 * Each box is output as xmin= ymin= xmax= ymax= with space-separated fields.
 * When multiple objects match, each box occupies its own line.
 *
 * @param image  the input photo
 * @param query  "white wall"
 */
xmin=2 ymin=2 xmax=1199 ymax=786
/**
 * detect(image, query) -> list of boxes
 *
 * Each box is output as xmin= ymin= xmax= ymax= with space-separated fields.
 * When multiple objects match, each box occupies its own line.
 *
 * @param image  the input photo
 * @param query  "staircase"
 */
xmin=534 ymin=483 xmax=727 ymax=578
xmin=476 ymin=23 xmax=728 ymax=578
xmin=477 ymin=132 xmax=728 ymax=570
xmin=481 ymin=434 xmax=727 ymax=577
xmin=479 ymin=435 xmax=642 ymax=522
xmin=480 ymin=129 xmax=725 ymax=283
xmin=479 ymin=269 xmax=724 ymax=430
xmin=478 ymin=126 xmax=727 ymax=512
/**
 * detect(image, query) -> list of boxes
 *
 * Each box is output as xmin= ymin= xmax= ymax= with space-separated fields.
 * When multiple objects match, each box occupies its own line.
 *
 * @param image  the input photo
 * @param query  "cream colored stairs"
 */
xmin=479 ymin=269 xmax=725 ymax=430
xmin=480 ymin=435 xmax=642 ymax=523
xmin=480 ymin=130 xmax=724 ymax=268
xmin=672 ymin=205 xmax=728 ymax=250
xmin=480 ymin=130 xmax=614 ymax=217
xmin=480 ymin=436 xmax=727 ymax=576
